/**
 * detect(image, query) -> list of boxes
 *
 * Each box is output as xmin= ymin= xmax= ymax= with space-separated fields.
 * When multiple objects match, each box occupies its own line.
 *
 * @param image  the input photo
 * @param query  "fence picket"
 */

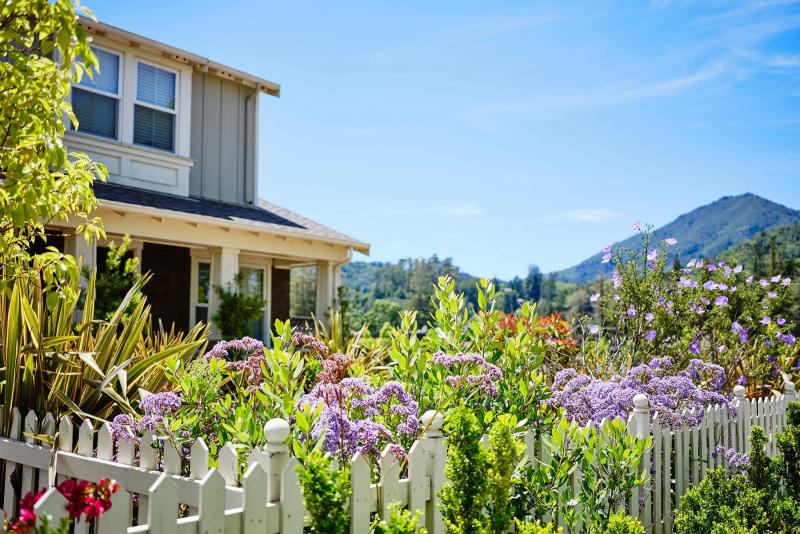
xmin=147 ymin=473 xmax=178 ymax=534
xmin=199 ymin=469 xmax=226 ymax=534
xmin=380 ymin=444 xmax=401 ymax=518
xmin=218 ymin=443 xmax=239 ymax=486
xmin=38 ymin=413 xmax=56 ymax=490
xmin=96 ymin=423 xmax=113 ymax=461
xmin=97 ymin=483 xmax=132 ymax=532
xmin=653 ymin=415 xmax=663 ymax=534
xmin=350 ymin=452 xmax=371 ymax=533
xmin=242 ymin=462 xmax=269 ymax=533
xmin=138 ymin=430 xmax=156 ymax=525
xmin=4 ymin=407 xmax=22 ymax=517
xmin=280 ymin=457 xmax=304 ymax=534
xmin=21 ymin=410 xmax=38 ymax=496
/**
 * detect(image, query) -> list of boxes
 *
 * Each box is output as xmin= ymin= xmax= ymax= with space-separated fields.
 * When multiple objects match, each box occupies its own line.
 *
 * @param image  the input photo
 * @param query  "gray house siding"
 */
xmin=189 ymin=72 xmax=258 ymax=204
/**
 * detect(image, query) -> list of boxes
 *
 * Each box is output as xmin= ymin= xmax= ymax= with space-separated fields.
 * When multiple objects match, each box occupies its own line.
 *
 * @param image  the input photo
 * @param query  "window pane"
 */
xmin=137 ymin=63 xmax=176 ymax=109
xmin=197 ymin=262 xmax=210 ymax=304
xmin=195 ymin=306 xmax=208 ymax=325
xmin=240 ymin=268 xmax=264 ymax=298
xmin=133 ymin=105 xmax=174 ymax=151
xmin=77 ymin=48 xmax=119 ymax=94
xmin=72 ymin=88 xmax=118 ymax=138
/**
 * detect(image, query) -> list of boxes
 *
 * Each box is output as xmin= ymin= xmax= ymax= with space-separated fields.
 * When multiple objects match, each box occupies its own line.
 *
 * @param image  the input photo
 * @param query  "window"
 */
xmin=72 ymin=47 xmax=120 ymax=139
xmin=134 ymin=62 xmax=176 ymax=151
xmin=240 ymin=266 xmax=266 ymax=339
xmin=195 ymin=262 xmax=211 ymax=325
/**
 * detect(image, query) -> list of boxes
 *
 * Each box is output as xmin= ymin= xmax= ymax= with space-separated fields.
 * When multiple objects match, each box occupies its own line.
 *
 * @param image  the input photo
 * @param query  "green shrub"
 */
xmin=296 ymin=451 xmax=349 ymax=534
xmin=485 ymin=414 xmax=525 ymax=533
xmin=603 ymin=511 xmax=644 ymax=534
xmin=212 ymin=273 xmax=266 ymax=340
xmin=371 ymin=502 xmax=426 ymax=534
xmin=776 ymin=401 xmax=800 ymax=501
xmin=514 ymin=520 xmax=561 ymax=533
xmin=84 ymin=234 xmax=141 ymax=320
xmin=440 ymin=406 xmax=488 ymax=534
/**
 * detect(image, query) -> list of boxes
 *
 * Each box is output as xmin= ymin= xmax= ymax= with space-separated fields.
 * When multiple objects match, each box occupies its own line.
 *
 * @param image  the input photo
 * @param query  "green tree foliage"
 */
xmin=371 ymin=502 xmax=427 ymax=534
xmin=0 ymin=0 xmax=107 ymax=299
xmin=485 ymin=414 xmax=525 ymax=534
xmin=86 ymin=235 xmax=141 ymax=320
xmin=440 ymin=406 xmax=488 ymax=534
xmin=296 ymin=451 xmax=350 ymax=534
xmin=776 ymin=401 xmax=800 ymax=502
xmin=603 ymin=511 xmax=644 ymax=534
xmin=290 ymin=265 xmax=316 ymax=319
xmin=212 ymin=273 xmax=265 ymax=340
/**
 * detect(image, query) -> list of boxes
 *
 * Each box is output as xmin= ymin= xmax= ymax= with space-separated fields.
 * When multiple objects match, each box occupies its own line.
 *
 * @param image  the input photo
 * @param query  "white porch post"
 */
xmin=210 ymin=247 xmax=239 ymax=339
xmin=315 ymin=260 xmax=336 ymax=323
xmin=64 ymin=234 xmax=96 ymax=283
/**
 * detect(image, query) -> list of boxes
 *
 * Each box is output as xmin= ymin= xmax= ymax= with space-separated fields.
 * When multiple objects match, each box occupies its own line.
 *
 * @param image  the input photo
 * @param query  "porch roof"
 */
xmin=94 ymin=182 xmax=370 ymax=254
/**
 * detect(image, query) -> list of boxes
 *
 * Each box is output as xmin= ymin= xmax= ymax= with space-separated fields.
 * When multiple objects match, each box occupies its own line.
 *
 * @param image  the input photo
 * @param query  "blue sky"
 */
xmin=90 ymin=0 xmax=800 ymax=279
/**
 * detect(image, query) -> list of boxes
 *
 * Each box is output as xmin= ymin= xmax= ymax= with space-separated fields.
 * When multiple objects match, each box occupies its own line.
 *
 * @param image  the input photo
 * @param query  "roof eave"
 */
xmin=78 ymin=16 xmax=281 ymax=97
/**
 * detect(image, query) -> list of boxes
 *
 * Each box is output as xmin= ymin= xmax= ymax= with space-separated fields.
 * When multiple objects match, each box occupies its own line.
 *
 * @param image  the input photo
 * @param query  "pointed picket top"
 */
xmin=41 ymin=413 xmax=56 ymax=439
xmin=522 ymin=430 xmax=536 ymax=463
xmin=117 ymin=437 xmax=135 ymax=465
xmin=58 ymin=415 xmax=73 ymax=451
xmin=148 ymin=473 xmax=178 ymax=534
xmin=281 ymin=457 xmax=304 ymax=534
xmin=379 ymin=445 xmax=401 ymax=518
xmin=98 ymin=483 xmax=132 ymax=532
xmin=406 ymin=439 xmax=427 ymax=526
xmin=23 ymin=410 xmax=38 ymax=444
xmin=350 ymin=452 xmax=371 ymax=533
xmin=9 ymin=407 xmax=22 ymax=439
xmin=243 ymin=462 xmax=268 ymax=529
xmin=139 ymin=431 xmax=157 ymax=469
xmin=97 ymin=423 xmax=114 ymax=461
xmin=218 ymin=442 xmax=239 ymax=486
xmin=246 ymin=446 xmax=263 ymax=470
xmin=190 ymin=437 xmax=210 ymax=479
xmin=199 ymin=469 xmax=226 ymax=534
xmin=77 ymin=419 xmax=94 ymax=456
xmin=33 ymin=487 xmax=69 ymax=524
xmin=163 ymin=443 xmax=181 ymax=475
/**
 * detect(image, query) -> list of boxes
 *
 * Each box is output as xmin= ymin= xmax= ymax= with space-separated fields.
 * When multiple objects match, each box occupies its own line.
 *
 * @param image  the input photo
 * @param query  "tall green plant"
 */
xmin=486 ymin=414 xmax=525 ymax=534
xmin=440 ymin=406 xmax=488 ymax=534
xmin=84 ymin=235 xmax=141 ymax=320
xmin=296 ymin=450 xmax=350 ymax=534
xmin=0 ymin=270 xmax=207 ymax=430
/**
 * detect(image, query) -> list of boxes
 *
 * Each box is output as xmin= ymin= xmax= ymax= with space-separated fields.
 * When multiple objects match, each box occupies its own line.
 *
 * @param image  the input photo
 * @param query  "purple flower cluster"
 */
xmin=432 ymin=352 xmax=502 ymax=398
xmin=713 ymin=445 xmax=750 ymax=474
xmin=290 ymin=331 xmax=330 ymax=356
xmin=299 ymin=376 xmax=419 ymax=460
xmin=548 ymin=357 xmax=734 ymax=428
xmin=204 ymin=337 xmax=264 ymax=362
xmin=111 ymin=392 xmax=182 ymax=441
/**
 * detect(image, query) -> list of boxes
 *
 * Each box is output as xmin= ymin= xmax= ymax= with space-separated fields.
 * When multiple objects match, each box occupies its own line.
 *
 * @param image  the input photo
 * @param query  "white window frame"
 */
xmin=69 ymin=44 xmax=124 ymax=141
xmin=133 ymin=59 xmax=179 ymax=153
xmin=239 ymin=263 xmax=270 ymax=340
xmin=190 ymin=257 xmax=213 ymax=327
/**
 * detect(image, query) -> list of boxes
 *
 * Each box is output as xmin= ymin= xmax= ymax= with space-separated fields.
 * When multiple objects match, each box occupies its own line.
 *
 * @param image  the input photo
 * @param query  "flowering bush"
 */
xmin=549 ymin=357 xmax=732 ymax=427
xmin=5 ymin=478 xmax=119 ymax=533
xmin=586 ymin=227 xmax=798 ymax=392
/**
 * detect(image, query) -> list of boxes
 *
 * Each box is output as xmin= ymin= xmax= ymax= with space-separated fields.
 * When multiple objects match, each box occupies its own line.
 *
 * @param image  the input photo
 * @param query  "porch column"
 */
xmin=63 ymin=234 xmax=96 ymax=282
xmin=315 ymin=260 xmax=336 ymax=323
xmin=210 ymin=247 xmax=239 ymax=339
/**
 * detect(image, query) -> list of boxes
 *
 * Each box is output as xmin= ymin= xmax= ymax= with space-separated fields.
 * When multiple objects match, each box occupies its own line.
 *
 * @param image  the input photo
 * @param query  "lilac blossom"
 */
xmin=433 ymin=352 xmax=502 ymax=398
xmin=548 ymin=357 xmax=734 ymax=428
xmin=203 ymin=337 xmax=264 ymax=362
xmin=713 ymin=445 xmax=750 ymax=474
xmin=612 ymin=270 xmax=622 ymax=290
xmin=601 ymin=244 xmax=613 ymax=264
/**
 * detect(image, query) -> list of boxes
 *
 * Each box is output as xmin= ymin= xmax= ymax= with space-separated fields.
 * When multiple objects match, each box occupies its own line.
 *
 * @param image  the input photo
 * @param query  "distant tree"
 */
xmin=523 ymin=265 xmax=543 ymax=302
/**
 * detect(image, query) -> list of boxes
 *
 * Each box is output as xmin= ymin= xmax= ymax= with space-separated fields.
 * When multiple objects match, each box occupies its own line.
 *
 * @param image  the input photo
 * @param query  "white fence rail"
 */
xmin=0 ymin=381 xmax=796 ymax=534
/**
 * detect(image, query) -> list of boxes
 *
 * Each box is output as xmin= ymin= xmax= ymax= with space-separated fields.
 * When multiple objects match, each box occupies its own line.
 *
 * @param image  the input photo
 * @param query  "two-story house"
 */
xmin=53 ymin=18 xmax=369 ymax=339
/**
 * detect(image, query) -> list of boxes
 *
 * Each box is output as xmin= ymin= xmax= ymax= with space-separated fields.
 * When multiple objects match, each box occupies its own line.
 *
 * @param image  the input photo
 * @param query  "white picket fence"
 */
xmin=0 ymin=380 xmax=796 ymax=534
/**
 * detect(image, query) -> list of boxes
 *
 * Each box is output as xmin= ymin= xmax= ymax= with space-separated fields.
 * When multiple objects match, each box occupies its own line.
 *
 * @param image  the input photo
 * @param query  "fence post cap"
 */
xmin=421 ymin=410 xmax=444 ymax=435
xmin=264 ymin=418 xmax=290 ymax=444
xmin=733 ymin=385 xmax=747 ymax=398
xmin=632 ymin=393 xmax=649 ymax=411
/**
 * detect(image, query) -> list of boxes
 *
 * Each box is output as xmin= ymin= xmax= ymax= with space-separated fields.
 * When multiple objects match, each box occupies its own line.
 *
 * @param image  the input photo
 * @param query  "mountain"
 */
xmin=556 ymin=194 xmax=800 ymax=284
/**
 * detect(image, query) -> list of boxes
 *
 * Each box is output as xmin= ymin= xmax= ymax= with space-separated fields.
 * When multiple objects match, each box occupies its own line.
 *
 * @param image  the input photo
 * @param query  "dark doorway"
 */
xmin=141 ymin=243 xmax=190 ymax=332
xmin=271 ymin=267 xmax=290 ymax=323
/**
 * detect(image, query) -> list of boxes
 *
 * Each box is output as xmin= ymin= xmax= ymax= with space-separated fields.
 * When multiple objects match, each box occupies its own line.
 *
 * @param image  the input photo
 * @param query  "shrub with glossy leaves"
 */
xmin=296 ymin=450 xmax=350 ymax=534
xmin=371 ymin=502 xmax=426 ymax=534
xmin=603 ymin=511 xmax=644 ymax=534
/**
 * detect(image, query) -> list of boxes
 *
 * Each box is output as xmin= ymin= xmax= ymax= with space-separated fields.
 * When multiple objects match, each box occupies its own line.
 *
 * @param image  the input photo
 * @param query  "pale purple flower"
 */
xmin=771 ymin=274 xmax=782 ymax=283
xmin=647 ymin=249 xmax=658 ymax=262
xmin=664 ymin=237 xmax=677 ymax=246
xmin=733 ymin=264 xmax=743 ymax=273
xmin=689 ymin=340 xmax=701 ymax=354
xmin=612 ymin=269 xmax=622 ymax=290
xmin=777 ymin=318 xmax=786 ymax=326
xmin=703 ymin=280 xmax=717 ymax=291
xmin=627 ymin=305 xmax=637 ymax=317
xmin=731 ymin=321 xmax=743 ymax=333
xmin=613 ymin=294 xmax=620 ymax=302
xmin=590 ymin=292 xmax=600 ymax=304
xmin=784 ymin=334 xmax=796 ymax=346
xmin=767 ymin=291 xmax=777 ymax=299
xmin=782 ymin=277 xmax=791 ymax=286
xmin=632 ymin=221 xmax=641 ymax=231
xmin=601 ymin=244 xmax=613 ymax=264
xmin=645 ymin=312 xmax=654 ymax=324
xmin=747 ymin=275 xmax=754 ymax=283
xmin=737 ymin=376 xmax=747 ymax=386
xmin=589 ymin=325 xmax=599 ymax=335
xmin=714 ymin=296 xmax=729 ymax=307
xmin=760 ymin=316 xmax=771 ymax=325
xmin=707 ymin=264 xmax=717 ymax=272
xmin=759 ymin=279 xmax=769 ymax=287
xmin=687 ymin=258 xmax=697 ymax=268
xmin=646 ymin=330 xmax=657 ymax=341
